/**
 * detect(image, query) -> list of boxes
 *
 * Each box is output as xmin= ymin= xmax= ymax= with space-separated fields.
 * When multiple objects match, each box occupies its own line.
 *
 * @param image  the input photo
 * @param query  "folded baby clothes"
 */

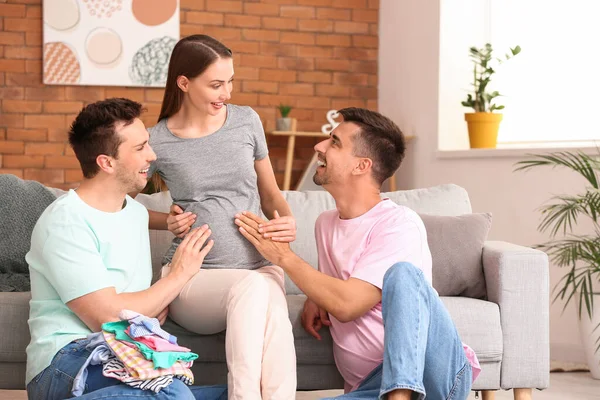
xmin=71 ymin=332 xmax=115 ymax=397
xmin=102 ymin=320 xmax=197 ymax=369
xmin=86 ymin=331 xmax=108 ymax=349
xmin=125 ymin=326 xmax=191 ymax=352
xmin=102 ymin=331 xmax=194 ymax=382
xmin=119 ymin=309 xmax=177 ymax=344
xmin=72 ymin=344 xmax=114 ymax=396
xmin=118 ymin=339 xmax=194 ymax=367
xmin=103 ymin=358 xmax=193 ymax=388
xmin=102 ymin=358 xmax=175 ymax=393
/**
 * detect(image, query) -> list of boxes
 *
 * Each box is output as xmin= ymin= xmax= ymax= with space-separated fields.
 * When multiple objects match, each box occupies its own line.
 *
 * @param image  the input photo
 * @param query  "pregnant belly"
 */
xmin=173 ymin=202 xmax=267 ymax=269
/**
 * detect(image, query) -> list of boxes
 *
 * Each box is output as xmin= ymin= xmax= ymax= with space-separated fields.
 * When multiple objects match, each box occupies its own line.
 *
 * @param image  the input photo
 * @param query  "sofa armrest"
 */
xmin=482 ymin=241 xmax=549 ymax=390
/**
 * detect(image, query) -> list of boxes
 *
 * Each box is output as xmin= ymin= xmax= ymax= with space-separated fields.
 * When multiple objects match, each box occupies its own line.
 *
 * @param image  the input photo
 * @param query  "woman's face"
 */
xmin=183 ymin=57 xmax=234 ymax=116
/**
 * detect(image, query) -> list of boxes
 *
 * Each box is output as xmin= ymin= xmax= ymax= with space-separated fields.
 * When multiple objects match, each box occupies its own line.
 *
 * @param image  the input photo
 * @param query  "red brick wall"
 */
xmin=0 ymin=0 xmax=379 ymax=189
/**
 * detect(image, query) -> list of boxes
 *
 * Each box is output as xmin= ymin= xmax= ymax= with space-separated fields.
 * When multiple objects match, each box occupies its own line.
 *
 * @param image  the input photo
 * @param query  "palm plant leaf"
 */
xmin=514 ymin=151 xmax=600 ymax=189
xmin=582 ymin=271 xmax=594 ymax=318
xmin=538 ymin=196 xmax=585 ymax=237
xmin=516 ymin=150 xmax=600 ymax=356
xmin=538 ymin=235 xmax=600 ymax=267
xmin=594 ymin=323 xmax=600 ymax=354
xmin=552 ymin=266 xmax=598 ymax=319
xmin=537 ymin=190 xmax=600 ymax=236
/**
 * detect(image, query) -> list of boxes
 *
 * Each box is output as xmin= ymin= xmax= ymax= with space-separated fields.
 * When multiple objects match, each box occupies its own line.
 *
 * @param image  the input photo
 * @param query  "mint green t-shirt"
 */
xmin=25 ymin=190 xmax=152 ymax=384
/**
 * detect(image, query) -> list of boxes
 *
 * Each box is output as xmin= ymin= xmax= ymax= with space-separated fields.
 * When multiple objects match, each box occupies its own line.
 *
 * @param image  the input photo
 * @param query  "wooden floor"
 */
xmin=2 ymin=372 xmax=597 ymax=399
xmin=296 ymin=372 xmax=599 ymax=400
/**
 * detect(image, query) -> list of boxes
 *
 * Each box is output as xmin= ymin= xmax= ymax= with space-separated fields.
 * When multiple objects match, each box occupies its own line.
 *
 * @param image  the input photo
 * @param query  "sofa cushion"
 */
xmin=158 ymin=294 xmax=501 ymax=369
xmin=287 ymin=295 xmax=336 ymax=365
xmin=163 ymin=320 xmax=227 ymax=363
xmin=162 ymin=294 xmax=336 ymax=367
xmin=0 ymin=292 xmax=31 ymax=362
xmin=0 ymin=174 xmax=57 ymax=292
xmin=420 ymin=213 xmax=492 ymax=298
xmin=383 ymin=184 xmax=473 ymax=216
xmin=441 ymin=296 xmax=503 ymax=363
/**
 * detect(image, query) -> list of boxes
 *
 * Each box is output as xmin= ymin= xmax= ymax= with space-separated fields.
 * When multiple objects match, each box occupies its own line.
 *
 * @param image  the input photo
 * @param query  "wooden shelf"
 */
xmin=270 ymin=130 xmax=330 ymax=138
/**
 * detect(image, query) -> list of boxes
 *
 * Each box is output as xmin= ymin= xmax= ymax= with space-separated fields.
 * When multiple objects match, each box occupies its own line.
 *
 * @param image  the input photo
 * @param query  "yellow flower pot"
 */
xmin=464 ymin=112 xmax=503 ymax=149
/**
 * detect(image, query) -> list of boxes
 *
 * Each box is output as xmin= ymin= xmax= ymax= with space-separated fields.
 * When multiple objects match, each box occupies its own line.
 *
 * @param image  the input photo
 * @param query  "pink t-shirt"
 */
xmin=316 ymin=199 xmax=481 ymax=391
xmin=315 ymin=199 xmax=433 ymax=392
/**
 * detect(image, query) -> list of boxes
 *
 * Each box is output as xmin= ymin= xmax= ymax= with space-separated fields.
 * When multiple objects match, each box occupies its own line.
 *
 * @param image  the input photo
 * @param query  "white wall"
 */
xmin=438 ymin=0 xmax=489 ymax=150
xmin=379 ymin=0 xmax=585 ymax=364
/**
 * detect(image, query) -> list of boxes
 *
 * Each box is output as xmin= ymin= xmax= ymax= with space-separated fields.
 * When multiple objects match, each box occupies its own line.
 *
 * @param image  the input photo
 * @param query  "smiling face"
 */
xmin=179 ymin=57 xmax=234 ymax=116
xmin=111 ymin=118 xmax=157 ymax=193
xmin=313 ymin=121 xmax=364 ymax=188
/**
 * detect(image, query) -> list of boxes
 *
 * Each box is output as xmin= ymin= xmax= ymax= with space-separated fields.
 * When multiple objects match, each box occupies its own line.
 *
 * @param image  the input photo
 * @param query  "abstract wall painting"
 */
xmin=43 ymin=0 xmax=180 ymax=87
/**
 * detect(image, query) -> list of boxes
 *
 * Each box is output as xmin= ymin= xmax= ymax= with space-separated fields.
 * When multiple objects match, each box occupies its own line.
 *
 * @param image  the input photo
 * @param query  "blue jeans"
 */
xmin=27 ymin=339 xmax=227 ymax=400
xmin=324 ymin=262 xmax=472 ymax=400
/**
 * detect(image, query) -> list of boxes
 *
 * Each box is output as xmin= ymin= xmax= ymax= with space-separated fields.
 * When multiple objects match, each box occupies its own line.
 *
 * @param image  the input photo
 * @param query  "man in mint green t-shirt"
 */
xmin=25 ymin=98 xmax=225 ymax=400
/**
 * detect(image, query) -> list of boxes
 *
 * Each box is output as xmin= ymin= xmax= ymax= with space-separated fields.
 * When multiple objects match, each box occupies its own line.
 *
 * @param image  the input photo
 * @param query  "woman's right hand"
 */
xmin=169 ymin=225 xmax=213 ymax=280
xmin=167 ymin=204 xmax=197 ymax=238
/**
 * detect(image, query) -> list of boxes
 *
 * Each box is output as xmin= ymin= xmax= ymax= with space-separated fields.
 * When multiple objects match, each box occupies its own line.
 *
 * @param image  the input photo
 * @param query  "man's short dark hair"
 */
xmin=68 ymin=98 xmax=144 ymax=178
xmin=338 ymin=107 xmax=406 ymax=186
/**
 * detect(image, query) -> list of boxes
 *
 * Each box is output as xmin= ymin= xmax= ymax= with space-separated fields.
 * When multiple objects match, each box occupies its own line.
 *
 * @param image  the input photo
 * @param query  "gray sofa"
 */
xmin=0 ymin=182 xmax=549 ymax=396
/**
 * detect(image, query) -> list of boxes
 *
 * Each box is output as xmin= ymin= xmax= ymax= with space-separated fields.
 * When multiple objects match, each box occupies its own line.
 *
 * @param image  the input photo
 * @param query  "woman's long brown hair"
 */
xmin=152 ymin=35 xmax=233 ymax=192
xmin=158 ymin=34 xmax=232 ymax=122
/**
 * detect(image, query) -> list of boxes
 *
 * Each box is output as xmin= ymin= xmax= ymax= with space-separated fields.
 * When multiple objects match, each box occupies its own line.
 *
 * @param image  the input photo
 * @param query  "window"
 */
xmin=490 ymin=0 xmax=600 ymax=143
xmin=438 ymin=0 xmax=600 ymax=149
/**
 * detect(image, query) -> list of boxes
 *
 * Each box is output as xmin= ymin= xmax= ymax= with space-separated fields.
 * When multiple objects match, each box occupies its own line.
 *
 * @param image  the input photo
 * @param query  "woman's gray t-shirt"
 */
xmin=148 ymin=104 xmax=271 ymax=269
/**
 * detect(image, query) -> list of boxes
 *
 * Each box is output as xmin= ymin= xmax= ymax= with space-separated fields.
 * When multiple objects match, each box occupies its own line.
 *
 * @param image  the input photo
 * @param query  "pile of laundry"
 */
xmin=71 ymin=309 xmax=198 ymax=396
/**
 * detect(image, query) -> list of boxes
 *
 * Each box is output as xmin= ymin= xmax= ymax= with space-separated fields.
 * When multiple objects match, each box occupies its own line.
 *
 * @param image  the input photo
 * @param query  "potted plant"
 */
xmin=462 ymin=43 xmax=521 ymax=148
xmin=276 ymin=104 xmax=293 ymax=131
xmin=515 ymin=152 xmax=600 ymax=378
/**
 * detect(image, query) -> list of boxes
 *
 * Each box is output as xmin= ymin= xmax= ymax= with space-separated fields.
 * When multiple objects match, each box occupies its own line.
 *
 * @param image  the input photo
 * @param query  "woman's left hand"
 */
xmin=258 ymin=210 xmax=297 ymax=242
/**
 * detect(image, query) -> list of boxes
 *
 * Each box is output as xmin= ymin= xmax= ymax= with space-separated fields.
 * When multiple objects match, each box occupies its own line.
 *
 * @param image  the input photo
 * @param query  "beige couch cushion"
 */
xmin=420 ymin=212 xmax=492 ymax=298
xmin=0 ymin=292 xmax=31 ymax=363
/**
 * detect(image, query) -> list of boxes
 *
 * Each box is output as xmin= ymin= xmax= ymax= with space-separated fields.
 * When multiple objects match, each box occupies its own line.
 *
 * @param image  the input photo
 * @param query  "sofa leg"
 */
xmin=513 ymin=388 xmax=532 ymax=400
xmin=482 ymin=391 xmax=496 ymax=400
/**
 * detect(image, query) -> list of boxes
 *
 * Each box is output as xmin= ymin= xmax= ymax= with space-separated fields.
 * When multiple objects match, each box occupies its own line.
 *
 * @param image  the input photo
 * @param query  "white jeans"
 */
xmin=161 ymin=265 xmax=297 ymax=400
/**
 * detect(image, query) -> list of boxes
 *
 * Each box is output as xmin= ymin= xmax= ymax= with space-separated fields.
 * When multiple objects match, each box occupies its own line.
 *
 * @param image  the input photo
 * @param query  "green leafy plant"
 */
xmin=462 ymin=43 xmax=521 ymax=113
xmin=515 ymin=151 xmax=600 ymax=355
xmin=278 ymin=104 xmax=292 ymax=118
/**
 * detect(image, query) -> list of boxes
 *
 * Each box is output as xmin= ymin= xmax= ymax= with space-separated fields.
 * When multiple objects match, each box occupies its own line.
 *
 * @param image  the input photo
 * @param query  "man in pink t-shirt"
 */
xmin=314 ymin=198 xmax=433 ymax=393
xmin=236 ymin=108 xmax=475 ymax=400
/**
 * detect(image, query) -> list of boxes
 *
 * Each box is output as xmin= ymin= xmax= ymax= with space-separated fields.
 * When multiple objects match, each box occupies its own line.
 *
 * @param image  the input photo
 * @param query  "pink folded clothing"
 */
xmin=125 ymin=327 xmax=191 ymax=353
xmin=462 ymin=343 xmax=481 ymax=383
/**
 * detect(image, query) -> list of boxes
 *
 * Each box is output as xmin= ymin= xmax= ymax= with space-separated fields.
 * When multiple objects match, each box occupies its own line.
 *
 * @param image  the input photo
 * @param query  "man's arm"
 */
xmin=67 ymin=271 xmax=187 ymax=332
xmin=236 ymin=212 xmax=380 ymax=322
xmin=65 ymin=226 xmax=213 ymax=332
xmin=281 ymin=252 xmax=381 ymax=322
